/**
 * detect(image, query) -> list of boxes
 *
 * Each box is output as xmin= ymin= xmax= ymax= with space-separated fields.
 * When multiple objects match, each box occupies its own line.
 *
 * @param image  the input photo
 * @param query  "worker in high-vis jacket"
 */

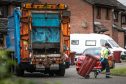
xmin=100 ymin=43 xmax=111 ymax=78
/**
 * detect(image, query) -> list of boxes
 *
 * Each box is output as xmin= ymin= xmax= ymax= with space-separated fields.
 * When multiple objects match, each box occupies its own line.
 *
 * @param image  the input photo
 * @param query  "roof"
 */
xmin=0 ymin=18 xmax=8 ymax=34
xmin=85 ymin=0 xmax=115 ymax=6
xmin=84 ymin=0 xmax=126 ymax=10
xmin=111 ymin=0 xmax=126 ymax=10
xmin=94 ymin=22 xmax=109 ymax=33
xmin=113 ymin=24 xmax=126 ymax=32
xmin=0 ymin=0 xmax=40 ymax=4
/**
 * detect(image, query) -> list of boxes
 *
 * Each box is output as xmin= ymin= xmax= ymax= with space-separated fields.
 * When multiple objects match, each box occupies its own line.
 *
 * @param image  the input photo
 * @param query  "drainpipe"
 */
xmin=111 ymin=8 xmax=114 ymax=37
xmin=92 ymin=5 xmax=95 ymax=33
xmin=119 ymin=11 xmax=123 ymax=27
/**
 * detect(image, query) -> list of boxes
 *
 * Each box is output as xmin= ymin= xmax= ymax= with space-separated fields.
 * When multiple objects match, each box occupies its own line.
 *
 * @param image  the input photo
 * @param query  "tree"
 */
xmin=0 ymin=49 xmax=34 ymax=84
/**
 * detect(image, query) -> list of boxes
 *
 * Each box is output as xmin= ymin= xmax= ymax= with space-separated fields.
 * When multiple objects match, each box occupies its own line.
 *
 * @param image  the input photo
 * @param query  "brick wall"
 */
xmin=112 ymin=28 xmax=118 ymax=43
xmin=111 ymin=28 xmax=124 ymax=48
xmin=39 ymin=0 xmax=94 ymax=34
xmin=113 ymin=12 xmax=125 ymax=48
xmin=94 ymin=7 xmax=113 ymax=36
xmin=39 ymin=0 xmax=125 ymax=47
xmin=118 ymin=32 xmax=124 ymax=47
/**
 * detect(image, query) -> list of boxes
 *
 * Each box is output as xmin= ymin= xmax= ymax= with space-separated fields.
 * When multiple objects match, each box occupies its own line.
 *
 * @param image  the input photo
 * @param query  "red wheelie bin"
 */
xmin=113 ymin=51 xmax=122 ymax=63
xmin=78 ymin=54 xmax=99 ymax=78
xmin=69 ymin=52 xmax=76 ymax=65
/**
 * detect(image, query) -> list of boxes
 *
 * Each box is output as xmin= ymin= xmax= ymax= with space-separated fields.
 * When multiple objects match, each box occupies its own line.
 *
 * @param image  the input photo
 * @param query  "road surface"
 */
xmin=19 ymin=64 xmax=126 ymax=84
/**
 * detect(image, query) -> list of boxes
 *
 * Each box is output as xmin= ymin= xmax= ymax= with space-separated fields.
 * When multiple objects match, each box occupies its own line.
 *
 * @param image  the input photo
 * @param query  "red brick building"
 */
xmin=1 ymin=0 xmax=126 ymax=48
xmin=0 ymin=0 xmax=38 ymax=48
xmin=39 ymin=0 xmax=126 ymax=48
xmin=40 ymin=0 xmax=94 ymax=34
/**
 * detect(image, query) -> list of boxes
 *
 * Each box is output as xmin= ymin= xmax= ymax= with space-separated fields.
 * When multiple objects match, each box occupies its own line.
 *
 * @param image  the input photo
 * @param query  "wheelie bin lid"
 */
xmin=85 ymin=54 xmax=99 ymax=60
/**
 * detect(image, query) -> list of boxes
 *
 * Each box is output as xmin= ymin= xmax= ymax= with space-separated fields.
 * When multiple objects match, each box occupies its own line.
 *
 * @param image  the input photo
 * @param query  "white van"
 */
xmin=70 ymin=33 xmax=126 ymax=56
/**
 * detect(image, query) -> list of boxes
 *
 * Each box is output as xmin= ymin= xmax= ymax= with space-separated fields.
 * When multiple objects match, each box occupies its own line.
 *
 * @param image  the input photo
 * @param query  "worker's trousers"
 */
xmin=100 ymin=58 xmax=110 ymax=77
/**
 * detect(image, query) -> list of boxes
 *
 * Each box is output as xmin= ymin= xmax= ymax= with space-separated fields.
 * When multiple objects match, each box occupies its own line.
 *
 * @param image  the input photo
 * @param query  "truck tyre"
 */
xmin=56 ymin=63 xmax=65 ymax=76
xmin=16 ymin=65 xmax=24 ymax=76
xmin=49 ymin=72 xmax=54 ymax=77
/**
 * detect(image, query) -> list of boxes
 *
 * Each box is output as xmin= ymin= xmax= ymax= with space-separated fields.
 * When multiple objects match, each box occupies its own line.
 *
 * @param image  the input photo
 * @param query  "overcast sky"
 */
xmin=118 ymin=0 xmax=126 ymax=5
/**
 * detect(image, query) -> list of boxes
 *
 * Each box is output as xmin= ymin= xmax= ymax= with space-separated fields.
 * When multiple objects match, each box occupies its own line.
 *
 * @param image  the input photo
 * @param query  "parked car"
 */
xmin=121 ymin=53 xmax=126 ymax=60
xmin=76 ymin=47 xmax=115 ymax=72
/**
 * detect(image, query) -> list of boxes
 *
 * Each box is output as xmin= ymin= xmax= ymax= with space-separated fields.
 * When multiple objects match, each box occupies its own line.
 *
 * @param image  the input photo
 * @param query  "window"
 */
xmin=71 ymin=40 xmax=79 ymax=45
xmin=85 ymin=40 xmax=96 ymax=46
xmin=0 ymin=9 xmax=2 ymax=16
xmin=100 ymin=39 xmax=107 ymax=46
xmin=0 ymin=6 xmax=8 ymax=18
xmin=113 ymin=12 xmax=118 ymax=22
xmin=106 ymin=8 xmax=110 ymax=20
xmin=83 ymin=48 xmax=101 ymax=56
xmin=96 ymin=7 xmax=101 ymax=19
xmin=122 ymin=16 xmax=126 ymax=24
xmin=108 ymin=40 xmax=119 ymax=48
xmin=0 ymin=34 xmax=4 ymax=47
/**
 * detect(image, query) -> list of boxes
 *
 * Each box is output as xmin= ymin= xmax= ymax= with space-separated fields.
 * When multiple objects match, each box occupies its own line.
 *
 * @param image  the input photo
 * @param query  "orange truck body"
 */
xmin=16 ymin=3 xmax=70 ymax=76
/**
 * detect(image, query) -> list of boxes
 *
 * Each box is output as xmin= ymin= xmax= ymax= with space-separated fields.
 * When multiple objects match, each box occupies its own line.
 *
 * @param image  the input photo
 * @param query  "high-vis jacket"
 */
xmin=100 ymin=48 xmax=110 ymax=59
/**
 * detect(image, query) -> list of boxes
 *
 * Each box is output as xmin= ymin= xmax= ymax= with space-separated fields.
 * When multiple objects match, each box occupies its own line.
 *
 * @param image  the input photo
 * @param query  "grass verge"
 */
xmin=111 ymin=68 xmax=126 ymax=76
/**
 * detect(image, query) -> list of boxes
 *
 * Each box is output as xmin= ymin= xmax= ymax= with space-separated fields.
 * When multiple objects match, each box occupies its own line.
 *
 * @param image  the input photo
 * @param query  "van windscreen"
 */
xmin=108 ymin=40 xmax=119 ymax=47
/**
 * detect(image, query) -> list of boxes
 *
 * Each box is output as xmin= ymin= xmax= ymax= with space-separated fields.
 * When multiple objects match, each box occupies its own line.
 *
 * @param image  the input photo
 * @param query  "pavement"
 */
xmin=115 ymin=60 xmax=126 ymax=68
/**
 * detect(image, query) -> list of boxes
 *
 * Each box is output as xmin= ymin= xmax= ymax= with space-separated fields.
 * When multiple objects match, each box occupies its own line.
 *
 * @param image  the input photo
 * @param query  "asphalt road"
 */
xmin=20 ymin=63 xmax=126 ymax=84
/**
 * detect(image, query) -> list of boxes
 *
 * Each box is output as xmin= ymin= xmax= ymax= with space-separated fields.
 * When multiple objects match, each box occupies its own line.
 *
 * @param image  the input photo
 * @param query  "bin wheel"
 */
xmin=94 ymin=71 xmax=98 ymax=78
xmin=110 ymin=61 xmax=115 ymax=69
xmin=84 ymin=75 xmax=90 ymax=79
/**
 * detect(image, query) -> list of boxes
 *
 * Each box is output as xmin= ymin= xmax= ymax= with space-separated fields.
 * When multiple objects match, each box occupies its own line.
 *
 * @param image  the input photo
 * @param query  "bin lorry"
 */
xmin=6 ymin=3 xmax=70 ymax=76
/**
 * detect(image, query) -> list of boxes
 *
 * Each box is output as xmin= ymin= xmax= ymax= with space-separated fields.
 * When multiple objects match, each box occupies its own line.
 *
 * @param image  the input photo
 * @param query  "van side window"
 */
xmin=71 ymin=40 xmax=79 ymax=45
xmin=85 ymin=40 xmax=96 ymax=46
xmin=100 ymin=39 xmax=112 ymax=48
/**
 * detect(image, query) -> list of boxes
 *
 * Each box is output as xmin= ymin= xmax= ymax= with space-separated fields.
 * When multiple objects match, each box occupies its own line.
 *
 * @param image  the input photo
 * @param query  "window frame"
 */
xmin=106 ymin=8 xmax=110 ymax=20
xmin=71 ymin=40 xmax=79 ymax=45
xmin=85 ymin=40 xmax=96 ymax=46
xmin=0 ymin=5 xmax=8 ymax=18
xmin=113 ymin=11 xmax=119 ymax=22
xmin=96 ymin=7 xmax=101 ymax=19
xmin=0 ymin=33 xmax=4 ymax=47
xmin=122 ymin=15 xmax=126 ymax=24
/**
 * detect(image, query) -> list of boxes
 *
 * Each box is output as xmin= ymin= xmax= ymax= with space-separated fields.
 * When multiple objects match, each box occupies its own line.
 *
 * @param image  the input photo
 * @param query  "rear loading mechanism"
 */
xmin=7 ymin=3 xmax=71 ymax=76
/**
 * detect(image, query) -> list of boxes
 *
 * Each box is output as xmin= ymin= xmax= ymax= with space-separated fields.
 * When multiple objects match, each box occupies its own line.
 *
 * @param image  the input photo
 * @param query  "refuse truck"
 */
xmin=6 ymin=3 xmax=70 ymax=76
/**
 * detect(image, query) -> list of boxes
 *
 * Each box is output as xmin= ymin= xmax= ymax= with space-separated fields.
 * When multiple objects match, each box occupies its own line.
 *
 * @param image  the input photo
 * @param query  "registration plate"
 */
xmin=50 ymin=64 xmax=59 ymax=70
xmin=36 ymin=64 xmax=45 ymax=69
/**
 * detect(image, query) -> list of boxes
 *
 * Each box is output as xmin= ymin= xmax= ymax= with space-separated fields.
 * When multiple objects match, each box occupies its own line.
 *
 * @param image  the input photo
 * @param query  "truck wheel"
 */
xmin=56 ymin=64 xmax=65 ymax=76
xmin=49 ymin=72 xmax=54 ymax=77
xmin=16 ymin=65 xmax=24 ymax=76
xmin=59 ymin=68 xmax=65 ymax=76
